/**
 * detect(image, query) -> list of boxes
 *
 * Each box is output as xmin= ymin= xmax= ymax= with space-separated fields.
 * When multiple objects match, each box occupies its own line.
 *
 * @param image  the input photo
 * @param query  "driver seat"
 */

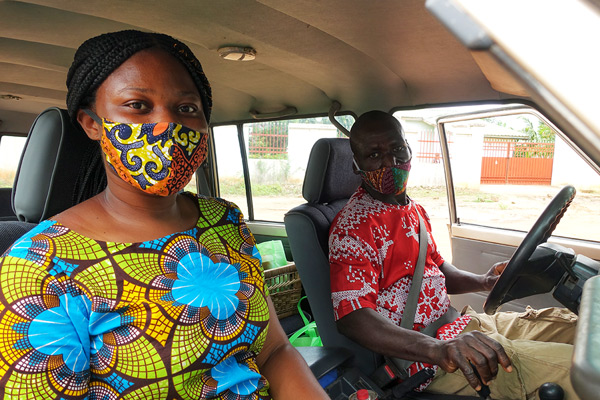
xmin=284 ymin=137 xmax=382 ymax=375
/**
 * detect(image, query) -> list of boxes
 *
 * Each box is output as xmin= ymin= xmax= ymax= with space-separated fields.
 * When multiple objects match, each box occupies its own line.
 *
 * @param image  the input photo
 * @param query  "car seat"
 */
xmin=0 ymin=188 xmax=17 ymax=221
xmin=284 ymin=137 xmax=383 ymax=374
xmin=0 ymin=107 xmax=106 ymax=254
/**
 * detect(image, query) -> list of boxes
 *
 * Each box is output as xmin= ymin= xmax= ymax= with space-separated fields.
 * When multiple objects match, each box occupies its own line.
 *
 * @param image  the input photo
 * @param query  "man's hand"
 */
xmin=481 ymin=260 xmax=508 ymax=291
xmin=435 ymin=331 xmax=512 ymax=391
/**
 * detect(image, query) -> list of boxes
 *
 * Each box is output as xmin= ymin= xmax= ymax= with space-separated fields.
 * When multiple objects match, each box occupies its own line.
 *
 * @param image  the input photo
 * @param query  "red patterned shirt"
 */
xmin=329 ymin=187 xmax=471 ymax=385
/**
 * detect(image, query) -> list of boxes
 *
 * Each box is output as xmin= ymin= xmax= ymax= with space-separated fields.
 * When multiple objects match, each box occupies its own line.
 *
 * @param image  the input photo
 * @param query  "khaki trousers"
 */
xmin=425 ymin=306 xmax=578 ymax=400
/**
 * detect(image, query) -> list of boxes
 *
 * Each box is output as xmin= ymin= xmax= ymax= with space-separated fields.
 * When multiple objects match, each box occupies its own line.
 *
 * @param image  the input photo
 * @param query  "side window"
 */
xmin=441 ymin=111 xmax=600 ymax=243
xmin=0 ymin=135 xmax=27 ymax=188
xmin=212 ymin=116 xmax=354 ymax=222
xmin=392 ymin=112 xmax=452 ymax=256
xmin=212 ymin=125 xmax=249 ymax=218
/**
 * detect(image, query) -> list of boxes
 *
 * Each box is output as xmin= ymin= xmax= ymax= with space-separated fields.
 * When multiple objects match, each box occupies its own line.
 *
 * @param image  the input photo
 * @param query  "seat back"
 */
xmin=0 ymin=188 xmax=17 ymax=221
xmin=0 ymin=107 xmax=106 ymax=254
xmin=284 ymin=138 xmax=382 ymax=375
xmin=12 ymin=107 xmax=106 ymax=223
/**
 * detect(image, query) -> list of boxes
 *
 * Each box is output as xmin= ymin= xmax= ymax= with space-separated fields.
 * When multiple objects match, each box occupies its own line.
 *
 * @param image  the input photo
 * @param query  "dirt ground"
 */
xmin=226 ymin=184 xmax=600 ymax=260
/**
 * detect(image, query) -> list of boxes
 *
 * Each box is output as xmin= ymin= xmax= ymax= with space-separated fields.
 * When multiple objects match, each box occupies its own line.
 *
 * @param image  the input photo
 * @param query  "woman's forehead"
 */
xmin=99 ymin=49 xmax=198 ymax=95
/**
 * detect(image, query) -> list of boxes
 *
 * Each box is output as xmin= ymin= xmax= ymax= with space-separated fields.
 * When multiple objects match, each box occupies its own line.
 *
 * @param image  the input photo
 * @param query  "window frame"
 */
xmin=207 ymin=112 xmax=355 ymax=226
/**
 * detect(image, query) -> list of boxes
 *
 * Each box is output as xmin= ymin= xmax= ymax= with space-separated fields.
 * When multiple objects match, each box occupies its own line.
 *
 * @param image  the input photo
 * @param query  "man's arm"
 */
xmin=440 ymin=260 xmax=507 ymax=294
xmin=336 ymin=307 xmax=512 ymax=391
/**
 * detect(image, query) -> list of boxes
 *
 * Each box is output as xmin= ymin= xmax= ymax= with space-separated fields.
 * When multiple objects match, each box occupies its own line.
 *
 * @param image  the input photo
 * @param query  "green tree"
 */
xmin=518 ymin=116 xmax=555 ymax=142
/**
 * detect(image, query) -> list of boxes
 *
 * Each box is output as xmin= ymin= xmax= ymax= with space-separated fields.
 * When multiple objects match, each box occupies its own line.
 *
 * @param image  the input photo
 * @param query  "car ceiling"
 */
xmin=0 ymin=0 xmax=523 ymax=134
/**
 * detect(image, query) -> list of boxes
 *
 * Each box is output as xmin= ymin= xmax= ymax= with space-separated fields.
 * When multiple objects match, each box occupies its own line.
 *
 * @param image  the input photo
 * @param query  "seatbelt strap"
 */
xmin=400 ymin=213 xmax=428 ymax=330
xmin=372 ymin=212 xmax=461 ymax=386
xmin=383 ymin=212 xmax=428 ymax=380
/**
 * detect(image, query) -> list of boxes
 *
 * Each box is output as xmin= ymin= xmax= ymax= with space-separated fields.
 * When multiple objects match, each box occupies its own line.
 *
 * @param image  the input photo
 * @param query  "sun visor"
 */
xmin=470 ymin=51 xmax=529 ymax=97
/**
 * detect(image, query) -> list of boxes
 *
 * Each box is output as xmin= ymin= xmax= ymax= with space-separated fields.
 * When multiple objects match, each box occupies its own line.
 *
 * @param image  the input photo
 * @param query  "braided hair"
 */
xmin=66 ymin=29 xmax=212 ymax=123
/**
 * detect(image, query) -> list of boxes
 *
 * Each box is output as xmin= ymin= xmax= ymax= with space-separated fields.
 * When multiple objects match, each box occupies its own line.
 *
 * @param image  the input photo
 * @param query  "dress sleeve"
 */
xmin=0 ymin=252 xmax=91 ymax=398
xmin=329 ymin=217 xmax=381 ymax=320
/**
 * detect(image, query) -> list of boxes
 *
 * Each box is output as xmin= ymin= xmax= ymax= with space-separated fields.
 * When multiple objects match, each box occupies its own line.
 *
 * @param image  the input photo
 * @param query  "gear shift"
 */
xmin=538 ymin=382 xmax=564 ymax=400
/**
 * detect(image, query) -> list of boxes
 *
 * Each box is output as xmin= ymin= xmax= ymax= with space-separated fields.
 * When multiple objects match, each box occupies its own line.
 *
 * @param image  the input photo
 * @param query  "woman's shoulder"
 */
xmin=191 ymin=193 xmax=246 ymax=224
xmin=2 ymin=219 xmax=61 ymax=262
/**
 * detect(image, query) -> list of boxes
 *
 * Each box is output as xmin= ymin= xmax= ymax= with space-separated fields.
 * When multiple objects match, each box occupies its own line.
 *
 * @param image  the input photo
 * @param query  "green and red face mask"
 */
xmin=354 ymin=159 xmax=411 ymax=196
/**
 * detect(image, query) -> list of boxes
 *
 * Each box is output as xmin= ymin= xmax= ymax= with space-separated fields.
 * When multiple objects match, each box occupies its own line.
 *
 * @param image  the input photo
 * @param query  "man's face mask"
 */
xmin=354 ymin=159 xmax=411 ymax=196
xmin=84 ymin=109 xmax=208 ymax=196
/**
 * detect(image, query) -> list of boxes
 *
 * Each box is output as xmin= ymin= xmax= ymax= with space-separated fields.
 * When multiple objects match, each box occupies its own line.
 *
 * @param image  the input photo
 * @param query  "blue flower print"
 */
xmin=212 ymin=356 xmax=261 ymax=396
xmin=171 ymin=252 xmax=241 ymax=320
xmin=17 ymin=290 xmax=91 ymax=373
xmin=5 ymin=219 xmax=56 ymax=261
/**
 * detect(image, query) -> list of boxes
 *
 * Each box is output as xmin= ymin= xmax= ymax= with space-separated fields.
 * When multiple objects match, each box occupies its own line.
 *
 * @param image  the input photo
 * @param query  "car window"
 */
xmin=394 ymin=104 xmax=600 ymax=255
xmin=0 ymin=135 xmax=26 ymax=188
xmin=441 ymin=110 xmax=600 ymax=243
xmin=212 ymin=125 xmax=249 ymax=218
xmin=392 ymin=110 xmax=455 ymax=257
xmin=213 ymin=116 xmax=354 ymax=222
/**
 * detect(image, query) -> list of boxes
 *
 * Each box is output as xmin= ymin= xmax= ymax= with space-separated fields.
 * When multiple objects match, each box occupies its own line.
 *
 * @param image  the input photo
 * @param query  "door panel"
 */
xmin=450 ymin=234 xmax=565 ymax=313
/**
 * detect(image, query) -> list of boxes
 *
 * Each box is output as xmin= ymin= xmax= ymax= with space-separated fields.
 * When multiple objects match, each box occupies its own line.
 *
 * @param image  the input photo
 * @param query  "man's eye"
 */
xmin=179 ymin=105 xmax=198 ymax=113
xmin=369 ymin=152 xmax=380 ymax=159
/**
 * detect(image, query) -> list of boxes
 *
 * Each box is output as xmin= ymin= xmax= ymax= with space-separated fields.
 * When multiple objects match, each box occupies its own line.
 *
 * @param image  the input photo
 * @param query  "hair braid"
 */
xmin=66 ymin=30 xmax=212 ymax=124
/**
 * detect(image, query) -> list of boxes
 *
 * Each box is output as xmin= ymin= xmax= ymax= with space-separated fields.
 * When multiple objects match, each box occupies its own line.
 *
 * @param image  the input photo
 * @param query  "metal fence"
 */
xmin=417 ymin=129 xmax=449 ymax=163
xmin=248 ymin=121 xmax=288 ymax=158
xmin=481 ymin=139 xmax=555 ymax=185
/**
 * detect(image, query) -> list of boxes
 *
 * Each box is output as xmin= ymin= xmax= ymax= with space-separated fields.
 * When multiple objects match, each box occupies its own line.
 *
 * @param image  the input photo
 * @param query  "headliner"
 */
xmin=0 ymin=0 xmax=519 ymax=133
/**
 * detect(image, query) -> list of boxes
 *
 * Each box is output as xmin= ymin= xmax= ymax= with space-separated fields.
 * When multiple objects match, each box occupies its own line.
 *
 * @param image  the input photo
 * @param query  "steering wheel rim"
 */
xmin=483 ymin=185 xmax=576 ymax=314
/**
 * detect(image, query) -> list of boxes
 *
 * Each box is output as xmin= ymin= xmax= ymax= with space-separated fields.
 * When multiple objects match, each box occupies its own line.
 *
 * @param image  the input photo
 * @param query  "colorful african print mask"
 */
xmin=85 ymin=110 xmax=208 ymax=196
xmin=354 ymin=159 xmax=411 ymax=196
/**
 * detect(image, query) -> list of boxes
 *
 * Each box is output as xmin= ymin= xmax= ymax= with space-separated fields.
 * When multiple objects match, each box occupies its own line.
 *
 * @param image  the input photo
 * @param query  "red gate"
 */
xmin=481 ymin=140 xmax=555 ymax=185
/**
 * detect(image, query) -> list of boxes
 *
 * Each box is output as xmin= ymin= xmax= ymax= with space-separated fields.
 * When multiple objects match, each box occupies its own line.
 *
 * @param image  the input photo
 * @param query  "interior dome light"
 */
xmin=217 ymin=46 xmax=256 ymax=61
xmin=0 ymin=94 xmax=22 ymax=100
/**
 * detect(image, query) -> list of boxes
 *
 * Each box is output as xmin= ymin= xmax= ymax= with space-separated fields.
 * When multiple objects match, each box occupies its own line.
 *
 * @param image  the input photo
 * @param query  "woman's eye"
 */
xmin=127 ymin=102 xmax=147 ymax=110
xmin=178 ymin=104 xmax=198 ymax=113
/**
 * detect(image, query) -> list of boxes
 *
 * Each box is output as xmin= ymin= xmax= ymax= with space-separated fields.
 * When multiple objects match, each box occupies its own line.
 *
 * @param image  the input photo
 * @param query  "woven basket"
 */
xmin=264 ymin=262 xmax=302 ymax=319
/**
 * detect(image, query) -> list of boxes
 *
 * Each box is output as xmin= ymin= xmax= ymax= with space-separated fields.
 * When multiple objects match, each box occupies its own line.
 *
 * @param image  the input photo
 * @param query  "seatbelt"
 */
xmin=377 ymin=213 xmax=459 ymax=383
xmin=383 ymin=212 xmax=429 ymax=380
xmin=399 ymin=212 xmax=429 ymax=331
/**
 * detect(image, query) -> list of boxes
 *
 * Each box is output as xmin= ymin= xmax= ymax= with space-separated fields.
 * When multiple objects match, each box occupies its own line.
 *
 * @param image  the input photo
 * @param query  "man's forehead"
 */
xmin=352 ymin=124 xmax=406 ymax=146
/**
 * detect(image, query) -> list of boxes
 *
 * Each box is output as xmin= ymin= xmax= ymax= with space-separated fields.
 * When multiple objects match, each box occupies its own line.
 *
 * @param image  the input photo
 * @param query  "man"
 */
xmin=329 ymin=110 xmax=578 ymax=398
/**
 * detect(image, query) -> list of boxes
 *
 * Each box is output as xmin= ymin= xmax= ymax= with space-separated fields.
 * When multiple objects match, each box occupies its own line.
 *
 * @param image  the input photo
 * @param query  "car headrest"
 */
xmin=12 ymin=107 xmax=106 ymax=223
xmin=302 ymin=138 xmax=361 ymax=204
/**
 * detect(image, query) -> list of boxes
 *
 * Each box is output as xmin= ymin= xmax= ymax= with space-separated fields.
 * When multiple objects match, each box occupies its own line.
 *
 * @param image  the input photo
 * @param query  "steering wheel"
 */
xmin=483 ymin=185 xmax=576 ymax=314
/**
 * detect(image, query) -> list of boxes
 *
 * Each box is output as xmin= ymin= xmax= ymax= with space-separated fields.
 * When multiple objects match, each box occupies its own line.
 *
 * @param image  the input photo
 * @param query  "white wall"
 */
xmin=449 ymin=131 xmax=484 ymax=187
xmin=404 ymin=131 xmax=447 ymax=187
xmin=287 ymin=123 xmax=338 ymax=181
xmin=213 ymin=125 xmax=244 ymax=179
xmin=214 ymin=123 xmax=339 ymax=184
xmin=215 ymin=121 xmax=600 ymax=192
xmin=552 ymin=135 xmax=600 ymax=189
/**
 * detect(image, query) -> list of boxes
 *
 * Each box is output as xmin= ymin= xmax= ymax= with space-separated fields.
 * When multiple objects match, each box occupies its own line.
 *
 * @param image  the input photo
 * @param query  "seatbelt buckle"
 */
xmin=370 ymin=362 xmax=399 ymax=389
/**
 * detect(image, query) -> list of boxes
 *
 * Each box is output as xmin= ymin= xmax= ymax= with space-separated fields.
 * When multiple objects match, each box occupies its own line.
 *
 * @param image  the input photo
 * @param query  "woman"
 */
xmin=0 ymin=30 xmax=328 ymax=399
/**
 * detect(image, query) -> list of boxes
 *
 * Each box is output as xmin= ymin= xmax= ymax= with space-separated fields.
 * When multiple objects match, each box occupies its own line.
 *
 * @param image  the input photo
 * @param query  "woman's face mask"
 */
xmin=354 ymin=159 xmax=411 ymax=196
xmin=85 ymin=109 xmax=208 ymax=196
